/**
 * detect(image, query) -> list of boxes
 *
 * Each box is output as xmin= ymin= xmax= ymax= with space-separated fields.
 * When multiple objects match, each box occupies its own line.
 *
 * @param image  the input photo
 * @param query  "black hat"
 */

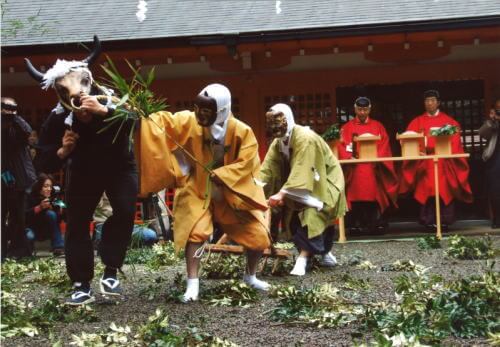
xmin=423 ymin=90 xmax=440 ymax=100
xmin=355 ymin=96 xmax=371 ymax=107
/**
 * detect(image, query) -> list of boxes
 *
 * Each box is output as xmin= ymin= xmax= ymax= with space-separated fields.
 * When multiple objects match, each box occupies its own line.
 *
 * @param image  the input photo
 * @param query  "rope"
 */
xmin=193 ymin=242 xmax=208 ymax=259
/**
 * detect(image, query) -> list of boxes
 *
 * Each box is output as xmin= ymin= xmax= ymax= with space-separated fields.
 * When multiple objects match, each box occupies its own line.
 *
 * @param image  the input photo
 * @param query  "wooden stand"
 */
xmin=353 ymin=134 xmax=381 ymax=159
xmin=397 ymin=132 xmax=424 ymax=157
xmin=336 ymin=153 xmax=470 ymax=242
xmin=433 ymin=135 xmax=453 ymax=155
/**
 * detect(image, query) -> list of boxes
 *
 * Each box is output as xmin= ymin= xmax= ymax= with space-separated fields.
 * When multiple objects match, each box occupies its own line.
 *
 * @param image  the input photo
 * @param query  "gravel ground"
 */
xmin=3 ymin=235 xmax=499 ymax=347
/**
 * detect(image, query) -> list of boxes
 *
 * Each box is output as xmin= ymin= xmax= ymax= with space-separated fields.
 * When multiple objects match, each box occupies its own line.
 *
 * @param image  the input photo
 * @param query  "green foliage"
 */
xmin=416 ymin=236 xmax=442 ymax=250
xmin=340 ymin=273 xmax=371 ymax=291
xmin=205 ymin=280 xmax=259 ymax=308
xmin=355 ymin=332 xmax=431 ymax=347
xmin=124 ymin=242 xmax=183 ymax=269
xmin=68 ymin=309 xmax=240 ymax=346
xmin=429 ymin=124 xmax=458 ymax=136
xmin=380 ymin=260 xmax=426 ymax=272
xmin=98 ymin=56 xmax=168 ymax=145
xmin=138 ymin=309 xmax=239 ymax=346
xmin=356 ymin=261 xmax=377 ymax=270
xmin=362 ymin=265 xmax=500 ymax=344
xmin=321 ymin=123 xmax=341 ymax=141
xmin=270 ymin=284 xmax=364 ymax=328
xmin=445 ymin=235 xmax=495 ymax=260
xmin=1 ymin=291 xmax=98 ymax=339
xmin=201 ymin=254 xmax=244 ymax=280
xmin=341 ymin=250 xmax=365 ymax=266
xmin=1 ymin=4 xmax=56 ymax=40
xmin=1 ymin=257 xmax=70 ymax=293
xmin=260 ymin=257 xmax=294 ymax=277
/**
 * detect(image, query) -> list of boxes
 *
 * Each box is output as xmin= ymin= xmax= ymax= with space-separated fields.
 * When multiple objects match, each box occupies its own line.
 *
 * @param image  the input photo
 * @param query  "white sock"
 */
xmin=290 ymin=256 xmax=308 ymax=276
xmin=243 ymin=274 xmax=270 ymax=291
xmin=182 ymin=278 xmax=199 ymax=302
xmin=321 ymin=252 xmax=337 ymax=267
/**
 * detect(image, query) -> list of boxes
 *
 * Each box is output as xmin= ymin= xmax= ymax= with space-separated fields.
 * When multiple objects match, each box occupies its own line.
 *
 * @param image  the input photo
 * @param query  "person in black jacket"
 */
xmin=37 ymin=93 xmax=138 ymax=306
xmin=479 ymin=98 xmax=500 ymax=229
xmin=25 ymin=173 xmax=65 ymax=256
xmin=1 ymin=97 xmax=36 ymax=260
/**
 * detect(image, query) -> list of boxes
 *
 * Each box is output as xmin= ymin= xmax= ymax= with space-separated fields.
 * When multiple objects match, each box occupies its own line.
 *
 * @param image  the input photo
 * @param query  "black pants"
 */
xmin=1 ymin=186 xmax=30 ymax=258
xmin=419 ymin=198 xmax=455 ymax=226
xmin=290 ymin=212 xmax=334 ymax=255
xmin=346 ymin=201 xmax=385 ymax=230
xmin=489 ymin=198 xmax=500 ymax=226
xmin=65 ymin=167 xmax=138 ymax=283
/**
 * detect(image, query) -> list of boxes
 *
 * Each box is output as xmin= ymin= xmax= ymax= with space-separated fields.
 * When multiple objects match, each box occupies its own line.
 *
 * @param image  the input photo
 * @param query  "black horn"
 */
xmin=24 ymin=58 xmax=45 ymax=82
xmin=82 ymin=35 xmax=101 ymax=66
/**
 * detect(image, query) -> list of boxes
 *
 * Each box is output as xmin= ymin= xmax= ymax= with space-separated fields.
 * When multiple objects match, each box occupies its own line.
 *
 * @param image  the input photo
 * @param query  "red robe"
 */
xmin=338 ymin=117 xmax=399 ymax=212
xmin=399 ymin=111 xmax=473 ymax=205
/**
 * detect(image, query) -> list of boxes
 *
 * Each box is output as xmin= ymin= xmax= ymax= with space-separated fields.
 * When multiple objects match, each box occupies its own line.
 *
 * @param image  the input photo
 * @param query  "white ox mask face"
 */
xmin=41 ymin=59 xmax=94 ymax=110
xmin=197 ymin=83 xmax=231 ymax=141
xmin=54 ymin=68 xmax=93 ymax=109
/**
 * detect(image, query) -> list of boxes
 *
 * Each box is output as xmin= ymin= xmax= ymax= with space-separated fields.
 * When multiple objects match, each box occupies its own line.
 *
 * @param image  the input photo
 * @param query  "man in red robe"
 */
xmin=400 ymin=90 xmax=473 ymax=230
xmin=338 ymin=97 xmax=399 ymax=234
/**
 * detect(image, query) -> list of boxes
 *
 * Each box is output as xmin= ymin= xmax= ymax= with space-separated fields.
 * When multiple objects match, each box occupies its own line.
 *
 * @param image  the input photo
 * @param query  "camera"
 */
xmin=50 ymin=185 xmax=66 ymax=208
xmin=495 ymin=109 xmax=500 ymax=117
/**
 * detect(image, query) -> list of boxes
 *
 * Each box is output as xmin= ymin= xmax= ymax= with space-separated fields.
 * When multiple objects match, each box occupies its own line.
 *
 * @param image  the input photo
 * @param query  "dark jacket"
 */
xmin=35 ymin=107 xmax=136 ymax=174
xmin=1 ymin=115 xmax=36 ymax=191
xmin=478 ymin=119 xmax=499 ymax=162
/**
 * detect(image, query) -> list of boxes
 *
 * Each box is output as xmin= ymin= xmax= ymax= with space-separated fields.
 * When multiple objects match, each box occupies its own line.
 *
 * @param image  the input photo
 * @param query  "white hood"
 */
xmin=270 ymin=103 xmax=296 ymax=139
xmin=199 ymin=83 xmax=231 ymax=141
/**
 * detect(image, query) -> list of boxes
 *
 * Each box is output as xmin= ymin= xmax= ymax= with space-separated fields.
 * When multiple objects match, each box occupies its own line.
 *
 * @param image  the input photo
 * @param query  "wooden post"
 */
xmin=338 ymin=217 xmax=346 ymax=243
xmin=433 ymin=157 xmax=442 ymax=239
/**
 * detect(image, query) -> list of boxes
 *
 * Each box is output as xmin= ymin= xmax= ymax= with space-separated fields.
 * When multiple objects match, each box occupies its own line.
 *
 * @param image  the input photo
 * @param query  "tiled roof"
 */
xmin=2 ymin=0 xmax=499 ymax=47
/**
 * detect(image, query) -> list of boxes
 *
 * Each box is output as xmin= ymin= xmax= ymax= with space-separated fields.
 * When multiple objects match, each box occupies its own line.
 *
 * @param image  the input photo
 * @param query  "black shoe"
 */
xmin=6 ymin=246 xmax=33 ymax=260
xmin=100 ymin=277 xmax=122 ymax=296
xmin=66 ymin=288 xmax=95 ymax=306
xmin=425 ymin=224 xmax=437 ymax=233
xmin=52 ymin=248 xmax=65 ymax=257
xmin=349 ymin=227 xmax=362 ymax=236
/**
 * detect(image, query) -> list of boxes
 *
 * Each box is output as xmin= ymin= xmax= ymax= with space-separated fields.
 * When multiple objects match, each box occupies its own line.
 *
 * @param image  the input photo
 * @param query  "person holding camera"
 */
xmin=1 ymin=97 xmax=37 ymax=260
xmin=25 ymin=173 xmax=65 ymax=256
xmin=479 ymin=98 xmax=500 ymax=229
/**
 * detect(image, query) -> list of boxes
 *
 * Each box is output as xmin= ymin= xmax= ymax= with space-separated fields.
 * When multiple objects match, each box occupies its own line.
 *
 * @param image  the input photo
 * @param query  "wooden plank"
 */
xmin=338 ymin=153 xmax=469 ymax=164
xmin=206 ymin=244 xmax=292 ymax=258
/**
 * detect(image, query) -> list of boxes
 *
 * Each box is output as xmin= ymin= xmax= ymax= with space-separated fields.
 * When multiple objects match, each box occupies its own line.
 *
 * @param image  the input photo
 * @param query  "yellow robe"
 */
xmin=148 ymin=111 xmax=269 ymax=251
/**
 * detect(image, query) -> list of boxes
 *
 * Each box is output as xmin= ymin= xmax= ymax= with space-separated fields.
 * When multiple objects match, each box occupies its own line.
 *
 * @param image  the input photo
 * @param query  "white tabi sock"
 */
xmin=320 ymin=252 xmax=337 ymax=267
xmin=182 ymin=278 xmax=199 ymax=303
xmin=243 ymin=274 xmax=270 ymax=291
xmin=290 ymin=256 xmax=308 ymax=276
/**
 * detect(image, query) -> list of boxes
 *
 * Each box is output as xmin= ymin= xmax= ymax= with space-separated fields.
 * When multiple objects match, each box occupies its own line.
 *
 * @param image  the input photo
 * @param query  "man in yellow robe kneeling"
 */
xmin=259 ymin=104 xmax=347 ymax=276
xmin=149 ymin=84 xmax=271 ymax=302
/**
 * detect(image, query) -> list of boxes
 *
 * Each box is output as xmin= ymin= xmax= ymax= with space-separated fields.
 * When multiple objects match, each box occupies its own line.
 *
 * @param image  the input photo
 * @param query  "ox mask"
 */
xmin=24 ymin=35 xmax=102 ymax=113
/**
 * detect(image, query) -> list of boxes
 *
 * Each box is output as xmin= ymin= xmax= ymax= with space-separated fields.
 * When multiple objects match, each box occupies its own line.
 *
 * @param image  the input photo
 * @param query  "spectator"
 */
xmin=28 ymin=130 xmax=39 ymax=160
xmin=25 ymin=173 xmax=65 ymax=256
xmin=1 ymin=97 xmax=36 ymax=260
xmin=478 ymin=98 xmax=500 ymax=229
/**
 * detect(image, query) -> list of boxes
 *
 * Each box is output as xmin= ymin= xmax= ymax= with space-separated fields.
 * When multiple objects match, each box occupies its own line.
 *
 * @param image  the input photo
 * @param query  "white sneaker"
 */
xmin=319 ymin=252 xmax=337 ymax=267
xmin=181 ymin=278 xmax=199 ymax=303
xmin=243 ymin=274 xmax=270 ymax=291
xmin=290 ymin=256 xmax=308 ymax=276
